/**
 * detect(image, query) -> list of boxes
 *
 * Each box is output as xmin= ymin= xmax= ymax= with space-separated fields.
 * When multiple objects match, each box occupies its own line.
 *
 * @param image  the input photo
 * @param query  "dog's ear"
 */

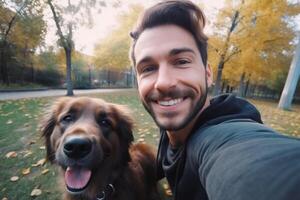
xmin=40 ymin=97 xmax=72 ymax=162
xmin=111 ymin=104 xmax=134 ymax=145
xmin=40 ymin=111 xmax=56 ymax=162
xmin=110 ymin=104 xmax=134 ymax=163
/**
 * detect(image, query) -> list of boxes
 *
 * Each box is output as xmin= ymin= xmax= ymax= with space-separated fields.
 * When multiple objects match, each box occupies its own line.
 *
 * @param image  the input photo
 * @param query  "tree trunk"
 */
xmin=278 ymin=37 xmax=300 ymax=110
xmin=221 ymin=81 xmax=226 ymax=93
xmin=213 ymin=61 xmax=224 ymax=96
xmin=212 ymin=10 xmax=241 ymax=96
xmin=244 ymin=79 xmax=250 ymax=97
xmin=108 ymin=70 xmax=111 ymax=86
xmin=0 ymin=43 xmax=10 ymax=85
xmin=88 ymin=66 xmax=92 ymax=88
xmin=65 ymin=48 xmax=74 ymax=96
xmin=238 ymin=72 xmax=246 ymax=97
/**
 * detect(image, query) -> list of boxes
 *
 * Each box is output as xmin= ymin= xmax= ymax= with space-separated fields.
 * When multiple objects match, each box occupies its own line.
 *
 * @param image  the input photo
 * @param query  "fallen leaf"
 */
xmin=32 ymin=158 xmax=46 ymax=167
xmin=30 ymin=188 xmax=42 ymax=197
xmin=22 ymin=168 xmax=31 ymax=175
xmin=23 ymin=151 xmax=33 ymax=158
xmin=2 ymin=197 xmax=8 ymax=200
xmin=10 ymin=176 xmax=19 ymax=182
xmin=5 ymin=151 xmax=17 ymax=158
xmin=137 ymin=138 xmax=145 ymax=142
xmin=41 ymin=169 xmax=49 ymax=175
xmin=6 ymin=120 xmax=13 ymax=124
xmin=39 ymin=146 xmax=46 ymax=150
xmin=28 ymin=140 xmax=36 ymax=145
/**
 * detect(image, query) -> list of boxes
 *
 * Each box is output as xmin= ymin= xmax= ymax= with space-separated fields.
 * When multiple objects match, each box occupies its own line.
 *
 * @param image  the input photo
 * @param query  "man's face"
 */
xmin=134 ymin=25 xmax=212 ymax=131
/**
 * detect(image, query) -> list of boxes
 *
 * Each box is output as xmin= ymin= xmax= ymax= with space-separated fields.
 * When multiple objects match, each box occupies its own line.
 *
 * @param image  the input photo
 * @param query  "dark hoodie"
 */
xmin=157 ymin=94 xmax=300 ymax=200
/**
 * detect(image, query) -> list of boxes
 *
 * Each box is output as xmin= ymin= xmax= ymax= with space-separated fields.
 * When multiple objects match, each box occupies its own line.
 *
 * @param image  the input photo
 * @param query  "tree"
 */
xmin=0 ymin=0 xmax=45 ymax=85
xmin=46 ymin=0 xmax=107 ymax=95
xmin=210 ymin=0 xmax=244 ymax=95
xmin=34 ymin=47 xmax=62 ymax=86
xmin=93 ymin=4 xmax=143 ymax=70
xmin=278 ymin=37 xmax=300 ymax=110
xmin=209 ymin=0 xmax=300 ymax=96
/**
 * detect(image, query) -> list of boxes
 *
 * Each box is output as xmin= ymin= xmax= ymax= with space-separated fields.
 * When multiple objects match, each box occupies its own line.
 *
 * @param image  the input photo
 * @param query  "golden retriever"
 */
xmin=41 ymin=97 xmax=160 ymax=200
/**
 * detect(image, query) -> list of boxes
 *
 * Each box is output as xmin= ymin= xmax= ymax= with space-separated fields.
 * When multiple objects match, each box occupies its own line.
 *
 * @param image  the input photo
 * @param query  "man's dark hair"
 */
xmin=130 ymin=0 xmax=208 ymax=67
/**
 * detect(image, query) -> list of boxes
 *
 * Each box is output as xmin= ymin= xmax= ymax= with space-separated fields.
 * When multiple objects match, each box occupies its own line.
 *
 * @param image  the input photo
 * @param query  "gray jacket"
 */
xmin=157 ymin=94 xmax=300 ymax=200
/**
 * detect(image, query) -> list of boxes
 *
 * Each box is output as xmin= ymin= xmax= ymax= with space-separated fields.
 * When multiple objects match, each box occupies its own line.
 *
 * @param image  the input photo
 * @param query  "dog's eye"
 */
xmin=61 ymin=114 xmax=73 ymax=123
xmin=99 ymin=119 xmax=112 ymax=128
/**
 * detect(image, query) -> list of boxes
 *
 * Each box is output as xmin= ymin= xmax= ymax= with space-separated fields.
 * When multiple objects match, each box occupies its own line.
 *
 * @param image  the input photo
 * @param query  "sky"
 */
xmin=44 ymin=0 xmax=300 ymax=56
xmin=44 ymin=0 xmax=225 ymax=56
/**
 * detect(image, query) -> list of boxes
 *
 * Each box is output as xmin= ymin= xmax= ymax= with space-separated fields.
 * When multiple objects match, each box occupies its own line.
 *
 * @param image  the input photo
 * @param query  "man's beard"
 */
xmin=141 ymin=84 xmax=208 ymax=131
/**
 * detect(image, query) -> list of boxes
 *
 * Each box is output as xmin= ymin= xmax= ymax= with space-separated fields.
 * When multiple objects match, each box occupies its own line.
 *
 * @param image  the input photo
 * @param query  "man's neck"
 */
xmin=166 ymin=98 xmax=210 ymax=148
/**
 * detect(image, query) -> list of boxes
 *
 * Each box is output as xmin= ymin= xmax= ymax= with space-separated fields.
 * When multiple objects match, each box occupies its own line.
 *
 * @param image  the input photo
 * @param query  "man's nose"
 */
xmin=154 ymin=64 xmax=177 ymax=91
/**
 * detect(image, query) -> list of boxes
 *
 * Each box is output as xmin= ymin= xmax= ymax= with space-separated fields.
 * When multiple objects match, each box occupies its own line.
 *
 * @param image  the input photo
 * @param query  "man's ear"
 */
xmin=206 ymin=63 xmax=213 ymax=88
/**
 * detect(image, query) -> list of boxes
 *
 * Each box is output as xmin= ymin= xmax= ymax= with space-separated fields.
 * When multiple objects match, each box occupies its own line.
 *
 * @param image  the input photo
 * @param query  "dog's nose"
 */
xmin=63 ymin=137 xmax=92 ymax=159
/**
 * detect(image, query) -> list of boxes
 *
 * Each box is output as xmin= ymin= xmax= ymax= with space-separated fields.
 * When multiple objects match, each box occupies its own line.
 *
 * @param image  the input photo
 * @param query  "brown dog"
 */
xmin=41 ymin=97 xmax=160 ymax=200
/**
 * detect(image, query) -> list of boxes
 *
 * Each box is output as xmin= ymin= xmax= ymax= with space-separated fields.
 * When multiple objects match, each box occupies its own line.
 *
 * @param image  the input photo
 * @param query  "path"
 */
xmin=0 ymin=88 xmax=135 ymax=100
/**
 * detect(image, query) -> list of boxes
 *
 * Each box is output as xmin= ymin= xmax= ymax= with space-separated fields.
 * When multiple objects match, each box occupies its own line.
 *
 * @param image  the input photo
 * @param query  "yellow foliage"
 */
xmin=93 ymin=4 xmax=144 ymax=71
xmin=208 ymin=0 xmax=299 ymax=90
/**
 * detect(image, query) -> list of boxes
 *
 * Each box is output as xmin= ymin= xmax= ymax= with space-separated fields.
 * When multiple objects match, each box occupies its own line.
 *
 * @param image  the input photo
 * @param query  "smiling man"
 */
xmin=129 ymin=1 xmax=300 ymax=200
xmin=134 ymin=24 xmax=212 ymax=146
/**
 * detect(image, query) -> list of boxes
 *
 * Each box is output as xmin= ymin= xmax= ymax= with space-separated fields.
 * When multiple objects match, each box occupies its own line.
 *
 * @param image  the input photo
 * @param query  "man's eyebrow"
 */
xmin=136 ymin=56 xmax=153 ymax=67
xmin=169 ymin=48 xmax=196 ymax=56
xmin=136 ymin=48 xmax=195 ymax=67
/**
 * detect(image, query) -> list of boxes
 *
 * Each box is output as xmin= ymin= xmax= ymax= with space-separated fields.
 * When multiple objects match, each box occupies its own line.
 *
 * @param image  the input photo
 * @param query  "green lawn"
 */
xmin=0 ymin=91 xmax=299 ymax=199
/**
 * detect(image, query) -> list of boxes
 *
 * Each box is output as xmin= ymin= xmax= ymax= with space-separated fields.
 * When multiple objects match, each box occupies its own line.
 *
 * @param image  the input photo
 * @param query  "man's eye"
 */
xmin=141 ymin=65 xmax=157 ymax=74
xmin=175 ymin=59 xmax=190 ymax=65
xmin=61 ymin=114 xmax=73 ymax=123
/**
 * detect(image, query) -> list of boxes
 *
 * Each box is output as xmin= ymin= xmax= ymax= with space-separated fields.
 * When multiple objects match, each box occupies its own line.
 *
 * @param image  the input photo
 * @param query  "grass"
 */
xmin=0 ymin=83 xmax=45 ymax=90
xmin=0 ymin=91 xmax=299 ymax=199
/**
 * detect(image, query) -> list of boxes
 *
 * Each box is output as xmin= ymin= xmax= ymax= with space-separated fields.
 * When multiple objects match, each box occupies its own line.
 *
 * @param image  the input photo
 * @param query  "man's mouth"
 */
xmin=64 ymin=166 xmax=92 ymax=194
xmin=157 ymin=98 xmax=184 ymax=106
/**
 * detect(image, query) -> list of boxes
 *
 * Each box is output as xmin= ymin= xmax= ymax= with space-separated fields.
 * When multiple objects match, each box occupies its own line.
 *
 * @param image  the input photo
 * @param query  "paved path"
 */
xmin=0 ymin=88 xmax=135 ymax=101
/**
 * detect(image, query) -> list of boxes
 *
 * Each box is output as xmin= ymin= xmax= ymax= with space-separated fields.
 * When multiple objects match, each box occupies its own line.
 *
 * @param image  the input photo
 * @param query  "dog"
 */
xmin=40 ymin=97 xmax=160 ymax=200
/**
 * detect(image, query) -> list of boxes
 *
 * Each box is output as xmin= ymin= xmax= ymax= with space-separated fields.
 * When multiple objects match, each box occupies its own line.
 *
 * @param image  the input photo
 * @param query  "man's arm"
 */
xmin=193 ymin=120 xmax=300 ymax=200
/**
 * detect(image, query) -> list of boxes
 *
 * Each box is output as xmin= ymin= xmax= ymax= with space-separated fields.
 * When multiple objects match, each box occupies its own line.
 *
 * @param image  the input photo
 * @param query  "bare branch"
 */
xmin=47 ymin=0 xmax=67 ymax=48
xmin=4 ymin=0 xmax=29 ymax=40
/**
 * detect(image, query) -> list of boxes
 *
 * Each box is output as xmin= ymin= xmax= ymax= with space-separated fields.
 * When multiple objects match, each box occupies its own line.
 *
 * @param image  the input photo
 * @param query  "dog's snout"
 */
xmin=63 ymin=137 xmax=92 ymax=159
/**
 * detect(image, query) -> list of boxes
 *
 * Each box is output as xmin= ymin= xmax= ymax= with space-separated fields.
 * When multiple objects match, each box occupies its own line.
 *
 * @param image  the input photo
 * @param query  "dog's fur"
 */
xmin=41 ymin=97 xmax=160 ymax=200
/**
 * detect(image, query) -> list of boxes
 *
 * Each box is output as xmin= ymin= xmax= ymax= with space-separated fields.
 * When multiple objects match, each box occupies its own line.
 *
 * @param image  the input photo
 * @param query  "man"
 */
xmin=129 ymin=1 xmax=300 ymax=200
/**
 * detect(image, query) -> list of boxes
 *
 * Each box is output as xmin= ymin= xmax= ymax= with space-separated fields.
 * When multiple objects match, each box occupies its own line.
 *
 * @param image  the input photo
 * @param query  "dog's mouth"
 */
xmin=64 ymin=166 xmax=92 ymax=193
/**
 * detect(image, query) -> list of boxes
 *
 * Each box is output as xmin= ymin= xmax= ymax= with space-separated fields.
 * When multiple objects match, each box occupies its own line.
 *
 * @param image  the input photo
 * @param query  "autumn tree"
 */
xmin=209 ymin=0 xmax=300 ymax=97
xmin=209 ymin=0 xmax=244 ymax=95
xmin=93 ymin=4 xmax=143 ymax=71
xmin=46 ymin=0 xmax=111 ymax=95
xmin=33 ymin=47 xmax=62 ymax=86
xmin=0 ymin=0 xmax=45 ymax=85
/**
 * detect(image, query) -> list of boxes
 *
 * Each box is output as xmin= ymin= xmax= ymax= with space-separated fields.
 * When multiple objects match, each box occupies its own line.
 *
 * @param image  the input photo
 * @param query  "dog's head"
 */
xmin=40 ymin=97 xmax=134 ymax=194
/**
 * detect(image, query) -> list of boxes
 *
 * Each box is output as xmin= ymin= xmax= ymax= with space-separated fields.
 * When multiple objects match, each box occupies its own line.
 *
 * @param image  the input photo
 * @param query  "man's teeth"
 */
xmin=158 ymin=98 xmax=183 ymax=106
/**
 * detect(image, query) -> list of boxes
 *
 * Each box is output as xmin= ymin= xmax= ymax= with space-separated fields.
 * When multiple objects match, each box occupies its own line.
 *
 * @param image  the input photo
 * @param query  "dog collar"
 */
xmin=96 ymin=184 xmax=115 ymax=200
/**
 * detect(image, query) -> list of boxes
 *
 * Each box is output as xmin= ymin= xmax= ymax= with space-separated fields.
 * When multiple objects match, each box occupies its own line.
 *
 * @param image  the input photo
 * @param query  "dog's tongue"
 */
xmin=65 ymin=167 xmax=91 ymax=189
